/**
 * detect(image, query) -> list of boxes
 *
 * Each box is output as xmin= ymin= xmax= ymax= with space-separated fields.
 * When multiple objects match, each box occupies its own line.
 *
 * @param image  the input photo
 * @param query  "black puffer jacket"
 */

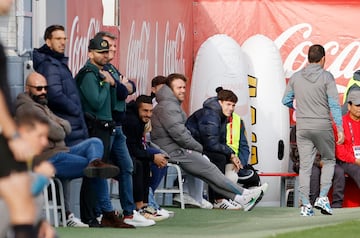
xmin=186 ymin=97 xmax=234 ymax=158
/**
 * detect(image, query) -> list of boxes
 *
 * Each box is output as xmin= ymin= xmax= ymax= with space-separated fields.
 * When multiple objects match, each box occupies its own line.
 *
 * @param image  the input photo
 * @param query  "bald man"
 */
xmin=15 ymin=72 xmax=120 ymax=227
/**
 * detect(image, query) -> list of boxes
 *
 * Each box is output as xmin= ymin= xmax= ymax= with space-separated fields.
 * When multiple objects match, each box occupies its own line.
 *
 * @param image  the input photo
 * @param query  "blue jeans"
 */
xmin=110 ymin=126 xmax=135 ymax=216
xmin=49 ymin=137 xmax=103 ymax=179
xmin=49 ymin=137 xmax=103 ymax=213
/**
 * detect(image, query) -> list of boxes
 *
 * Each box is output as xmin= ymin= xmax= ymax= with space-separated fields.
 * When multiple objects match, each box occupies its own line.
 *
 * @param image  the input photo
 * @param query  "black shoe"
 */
xmin=87 ymin=219 xmax=102 ymax=228
xmin=84 ymin=159 xmax=119 ymax=178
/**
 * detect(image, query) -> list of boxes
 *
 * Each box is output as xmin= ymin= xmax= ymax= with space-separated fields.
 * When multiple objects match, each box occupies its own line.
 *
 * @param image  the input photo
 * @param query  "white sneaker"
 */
xmin=234 ymin=186 xmax=264 ymax=211
xmin=66 ymin=213 xmax=89 ymax=227
xmin=213 ymin=199 xmax=241 ymax=210
xmin=200 ymin=198 xmax=213 ymax=209
xmin=123 ymin=210 xmax=155 ymax=227
xmin=157 ymin=208 xmax=175 ymax=217
xmin=173 ymin=193 xmax=201 ymax=207
xmin=228 ymin=199 xmax=242 ymax=209
xmin=141 ymin=206 xmax=169 ymax=221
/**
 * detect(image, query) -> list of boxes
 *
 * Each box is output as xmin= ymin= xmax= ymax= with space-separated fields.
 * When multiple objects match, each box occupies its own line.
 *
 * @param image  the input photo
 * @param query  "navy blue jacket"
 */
xmin=123 ymin=101 xmax=154 ymax=162
xmin=186 ymin=97 xmax=234 ymax=158
xmin=33 ymin=45 xmax=88 ymax=146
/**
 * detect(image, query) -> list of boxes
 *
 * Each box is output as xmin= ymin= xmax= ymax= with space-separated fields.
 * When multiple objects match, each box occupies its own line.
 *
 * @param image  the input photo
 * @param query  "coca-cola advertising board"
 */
xmin=194 ymin=0 xmax=360 ymax=122
xmin=118 ymin=0 xmax=193 ymax=103
xmin=66 ymin=0 xmax=103 ymax=77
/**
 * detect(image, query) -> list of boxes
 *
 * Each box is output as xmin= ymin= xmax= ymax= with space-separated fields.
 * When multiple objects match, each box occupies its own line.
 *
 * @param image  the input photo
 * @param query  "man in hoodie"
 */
xmin=16 ymin=71 xmax=119 ymax=227
xmin=151 ymin=73 xmax=267 ymax=212
xmin=282 ymin=44 xmax=344 ymax=216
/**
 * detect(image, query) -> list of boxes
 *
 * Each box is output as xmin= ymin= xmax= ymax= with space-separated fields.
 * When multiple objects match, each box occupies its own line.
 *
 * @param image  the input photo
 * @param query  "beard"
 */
xmin=31 ymin=93 xmax=48 ymax=105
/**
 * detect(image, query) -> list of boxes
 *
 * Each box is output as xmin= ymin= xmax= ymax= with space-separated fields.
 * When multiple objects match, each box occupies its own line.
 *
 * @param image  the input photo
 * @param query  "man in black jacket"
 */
xmin=123 ymin=95 xmax=168 ymax=220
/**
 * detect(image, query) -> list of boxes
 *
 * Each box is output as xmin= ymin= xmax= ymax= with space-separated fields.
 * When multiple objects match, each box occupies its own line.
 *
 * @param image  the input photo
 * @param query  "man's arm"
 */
xmin=160 ymin=103 xmax=203 ymax=152
xmin=37 ymin=64 xmax=81 ymax=117
xmin=282 ymin=78 xmax=295 ymax=108
xmin=78 ymin=72 xmax=110 ymax=111
xmin=326 ymin=73 xmax=344 ymax=144
xmin=197 ymin=110 xmax=233 ymax=156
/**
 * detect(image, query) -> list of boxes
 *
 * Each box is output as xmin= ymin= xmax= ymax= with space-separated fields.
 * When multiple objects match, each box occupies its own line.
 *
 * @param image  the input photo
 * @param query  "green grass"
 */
xmin=56 ymin=207 xmax=360 ymax=238
xmin=270 ymin=220 xmax=360 ymax=238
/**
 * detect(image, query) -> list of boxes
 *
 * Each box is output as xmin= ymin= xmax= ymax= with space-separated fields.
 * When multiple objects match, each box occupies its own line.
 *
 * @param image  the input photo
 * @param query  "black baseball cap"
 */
xmin=88 ymin=36 xmax=109 ymax=52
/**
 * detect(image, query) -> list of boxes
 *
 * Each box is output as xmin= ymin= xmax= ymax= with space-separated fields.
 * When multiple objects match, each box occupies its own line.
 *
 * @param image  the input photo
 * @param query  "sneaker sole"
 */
xmin=84 ymin=167 xmax=119 ymax=178
xmin=314 ymin=204 xmax=332 ymax=215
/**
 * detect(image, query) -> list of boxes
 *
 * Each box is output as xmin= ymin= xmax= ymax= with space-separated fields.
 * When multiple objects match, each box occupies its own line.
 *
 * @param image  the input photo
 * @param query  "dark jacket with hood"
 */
xmin=186 ymin=97 xmax=234 ymax=159
xmin=122 ymin=100 xmax=154 ymax=162
xmin=33 ymin=44 xmax=88 ymax=146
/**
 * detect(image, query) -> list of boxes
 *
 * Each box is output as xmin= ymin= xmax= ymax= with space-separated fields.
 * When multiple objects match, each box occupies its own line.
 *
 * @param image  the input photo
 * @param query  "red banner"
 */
xmin=118 ymin=0 xmax=193 ymax=105
xmin=66 ymin=0 xmax=103 ymax=76
xmin=194 ymin=0 xmax=360 ymax=101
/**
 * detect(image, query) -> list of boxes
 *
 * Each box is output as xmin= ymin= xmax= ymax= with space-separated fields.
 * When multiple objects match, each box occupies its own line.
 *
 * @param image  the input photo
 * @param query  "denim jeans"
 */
xmin=49 ymin=137 xmax=103 ymax=213
xmin=49 ymin=137 xmax=103 ymax=179
xmin=110 ymin=126 xmax=135 ymax=216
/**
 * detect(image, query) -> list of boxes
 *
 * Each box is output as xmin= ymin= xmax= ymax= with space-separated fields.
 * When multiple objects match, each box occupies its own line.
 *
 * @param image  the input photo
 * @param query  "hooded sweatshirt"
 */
xmin=282 ymin=63 xmax=343 ymax=132
xmin=151 ymin=85 xmax=203 ymax=154
xmin=15 ymin=93 xmax=70 ymax=163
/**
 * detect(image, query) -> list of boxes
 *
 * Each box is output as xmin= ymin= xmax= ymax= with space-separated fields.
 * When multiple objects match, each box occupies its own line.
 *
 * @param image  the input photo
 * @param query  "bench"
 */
xmin=328 ymin=175 xmax=360 ymax=208
xmin=259 ymin=172 xmax=299 ymax=207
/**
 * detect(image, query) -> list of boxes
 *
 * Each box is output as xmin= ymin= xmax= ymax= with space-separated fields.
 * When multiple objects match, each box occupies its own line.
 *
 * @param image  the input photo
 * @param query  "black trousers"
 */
xmin=132 ymin=159 xmax=150 ymax=204
xmin=203 ymin=151 xmax=229 ymax=202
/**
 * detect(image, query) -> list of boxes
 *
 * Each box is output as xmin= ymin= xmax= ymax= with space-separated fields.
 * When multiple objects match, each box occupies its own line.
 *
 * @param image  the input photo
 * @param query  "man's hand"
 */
xmin=230 ymin=154 xmax=242 ymax=171
xmin=37 ymin=220 xmax=56 ymax=238
xmin=355 ymin=159 xmax=360 ymax=166
xmin=121 ymin=76 xmax=135 ymax=94
xmin=153 ymin=154 xmax=168 ymax=168
xmin=337 ymin=131 xmax=345 ymax=145
xmin=34 ymin=161 xmax=56 ymax=178
xmin=100 ymin=70 xmax=115 ymax=86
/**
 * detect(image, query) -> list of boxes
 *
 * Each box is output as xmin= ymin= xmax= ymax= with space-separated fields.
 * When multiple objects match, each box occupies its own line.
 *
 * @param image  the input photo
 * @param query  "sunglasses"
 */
xmin=27 ymin=85 xmax=48 ymax=91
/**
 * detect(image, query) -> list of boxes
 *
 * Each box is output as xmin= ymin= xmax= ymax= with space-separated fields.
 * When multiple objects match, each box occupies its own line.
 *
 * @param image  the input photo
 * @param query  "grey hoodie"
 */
xmin=282 ymin=63 xmax=343 ymax=132
xmin=150 ymin=84 xmax=203 ymax=154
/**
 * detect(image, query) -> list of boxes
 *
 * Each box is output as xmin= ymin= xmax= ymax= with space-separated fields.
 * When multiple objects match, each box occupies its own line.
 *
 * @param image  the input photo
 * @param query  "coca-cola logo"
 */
xmin=68 ymin=16 xmax=100 ymax=76
xmin=275 ymin=23 xmax=360 ymax=92
xmin=126 ymin=20 xmax=186 ymax=95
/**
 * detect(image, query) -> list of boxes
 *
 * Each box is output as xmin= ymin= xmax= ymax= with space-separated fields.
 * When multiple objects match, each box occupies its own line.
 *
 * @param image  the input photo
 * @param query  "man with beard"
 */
xmin=76 ymin=36 xmax=151 ymax=227
xmin=15 ymin=71 xmax=119 ymax=227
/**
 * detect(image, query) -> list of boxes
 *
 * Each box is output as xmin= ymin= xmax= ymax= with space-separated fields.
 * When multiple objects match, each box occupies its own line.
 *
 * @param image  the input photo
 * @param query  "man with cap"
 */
xmin=341 ymin=70 xmax=360 ymax=115
xmin=75 ymin=36 xmax=136 ymax=228
xmin=332 ymin=90 xmax=360 ymax=207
